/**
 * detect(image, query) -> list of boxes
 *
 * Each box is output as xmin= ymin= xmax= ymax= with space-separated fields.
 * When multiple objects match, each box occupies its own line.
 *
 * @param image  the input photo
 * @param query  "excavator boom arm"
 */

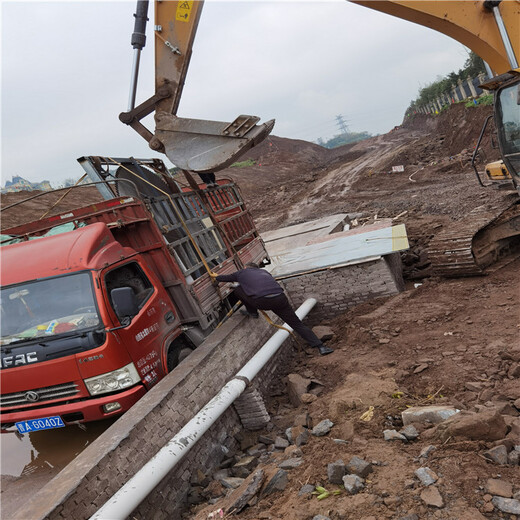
xmin=351 ymin=1 xmax=519 ymax=74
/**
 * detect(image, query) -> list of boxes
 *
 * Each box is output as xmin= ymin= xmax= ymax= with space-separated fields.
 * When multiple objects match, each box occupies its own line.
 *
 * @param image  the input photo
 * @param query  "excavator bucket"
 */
xmin=154 ymin=113 xmax=275 ymax=172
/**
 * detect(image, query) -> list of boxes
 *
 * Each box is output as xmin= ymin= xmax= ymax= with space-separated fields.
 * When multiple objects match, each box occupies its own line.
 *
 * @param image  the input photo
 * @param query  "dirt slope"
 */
xmin=186 ymin=104 xmax=520 ymax=520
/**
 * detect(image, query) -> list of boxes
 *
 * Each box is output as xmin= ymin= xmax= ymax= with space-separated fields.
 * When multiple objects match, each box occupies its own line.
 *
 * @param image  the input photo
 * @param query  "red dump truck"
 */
xmin=0 ymin=156 xmax=268 ymax=430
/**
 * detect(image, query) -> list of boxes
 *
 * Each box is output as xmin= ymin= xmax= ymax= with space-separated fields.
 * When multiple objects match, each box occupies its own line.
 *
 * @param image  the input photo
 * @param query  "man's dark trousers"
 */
xmin=233 ymin=287 xmax=321 ymax=348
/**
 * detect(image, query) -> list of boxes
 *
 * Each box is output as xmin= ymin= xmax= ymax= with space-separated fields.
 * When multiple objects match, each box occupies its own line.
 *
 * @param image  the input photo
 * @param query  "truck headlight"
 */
xmin=84 ymin=363 xmax=141 ymax=396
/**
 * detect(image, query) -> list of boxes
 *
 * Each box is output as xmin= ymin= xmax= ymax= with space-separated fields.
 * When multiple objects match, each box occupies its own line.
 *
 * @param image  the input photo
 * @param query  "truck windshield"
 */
xmin=1 ymin=272 xmax=101 ymax=345
xmin=496 ymin=82 xmax=520 ymax=177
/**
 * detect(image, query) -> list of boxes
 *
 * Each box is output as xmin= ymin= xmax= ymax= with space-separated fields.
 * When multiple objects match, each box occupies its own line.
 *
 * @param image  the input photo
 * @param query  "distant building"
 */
xmin=1 ymin=176 xmax=52 ymax=193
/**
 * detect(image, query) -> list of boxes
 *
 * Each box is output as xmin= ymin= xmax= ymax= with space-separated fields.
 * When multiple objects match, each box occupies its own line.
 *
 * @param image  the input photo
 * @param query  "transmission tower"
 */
xmin=335 ymin=114 xmax=350 ymax=134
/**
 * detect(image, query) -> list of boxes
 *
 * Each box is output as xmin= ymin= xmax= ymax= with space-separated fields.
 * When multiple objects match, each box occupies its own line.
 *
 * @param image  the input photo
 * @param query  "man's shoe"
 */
xmin=240 ymin=309 xmax=259 ymax=319
xmin=317 ymin=344 xmax=334 ymax=356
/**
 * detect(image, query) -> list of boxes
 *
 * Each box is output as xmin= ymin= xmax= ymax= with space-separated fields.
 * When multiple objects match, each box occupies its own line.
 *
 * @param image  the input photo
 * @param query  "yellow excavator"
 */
xmin=120 ymin=0 xmax=520 ymax=276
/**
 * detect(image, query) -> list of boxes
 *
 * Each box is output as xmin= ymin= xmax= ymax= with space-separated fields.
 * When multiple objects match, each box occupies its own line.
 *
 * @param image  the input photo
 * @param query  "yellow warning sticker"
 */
xmin=176 ymin=1 xmax=193 ymax=22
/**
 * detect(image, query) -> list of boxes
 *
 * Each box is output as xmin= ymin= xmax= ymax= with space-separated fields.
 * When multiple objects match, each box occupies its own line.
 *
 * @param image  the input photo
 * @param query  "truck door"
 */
xmin=102 ymin=261 xmax=176 ymax=388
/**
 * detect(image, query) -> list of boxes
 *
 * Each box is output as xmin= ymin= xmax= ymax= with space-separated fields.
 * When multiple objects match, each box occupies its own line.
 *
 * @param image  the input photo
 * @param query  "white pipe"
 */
xmin=90 ymin=298 xmax=317 ymax=520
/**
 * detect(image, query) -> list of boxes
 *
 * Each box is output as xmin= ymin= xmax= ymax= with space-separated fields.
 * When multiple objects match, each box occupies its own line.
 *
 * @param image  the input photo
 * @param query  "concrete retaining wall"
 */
xmin=14 ymin=313 xmax=293 ymax=520
xmin=281 ymin=254 xmax=404 ymax=325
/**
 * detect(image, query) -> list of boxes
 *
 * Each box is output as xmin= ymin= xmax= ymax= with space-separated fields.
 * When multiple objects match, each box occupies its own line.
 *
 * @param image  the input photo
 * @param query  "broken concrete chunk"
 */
xmin=491 ymin=497 xmax=520 ymax=514
xmin=342 ymin=474 xmax=365 ymax=495
xmin=402 ymin=405 xmax=460 ymax=426
xmin=420 ymin=486 xmax=444 ymax=508
xmin=312 ymin=325 xmax=334 ymax=341
xmin=327 ymin=459 xmax=346 ymax=484
xmin=383 ymin=429 xmax=407 ymax=441
xmin=345 ymin=456 xmax=373 ymax=478
xmin=312 ymin=419 xmax=334 ymax=436
xmin=286 ymin=374 xmax=311 ymax=407
xmin=414 ymin=467 xmax=438 ymax=486
xmin=485 ymin=478 xmax=513 ymax=498
xmin=483 ymin=445 xmax=509 ymax=465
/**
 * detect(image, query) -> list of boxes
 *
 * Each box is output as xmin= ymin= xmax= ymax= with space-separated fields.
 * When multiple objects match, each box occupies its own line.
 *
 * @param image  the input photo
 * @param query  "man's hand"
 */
xmin=209 ymin=271 xmax=219 ymax=281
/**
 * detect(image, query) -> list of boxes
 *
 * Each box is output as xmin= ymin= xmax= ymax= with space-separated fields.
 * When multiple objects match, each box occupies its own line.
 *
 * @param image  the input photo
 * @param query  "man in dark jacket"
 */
xmin=211 ymin=263 xmax=333 ymax=356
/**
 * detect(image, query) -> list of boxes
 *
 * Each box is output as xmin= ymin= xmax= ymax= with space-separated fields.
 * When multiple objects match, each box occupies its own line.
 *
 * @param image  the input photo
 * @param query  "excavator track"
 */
xmin=428 ymin=201 xmax=520 ymax=277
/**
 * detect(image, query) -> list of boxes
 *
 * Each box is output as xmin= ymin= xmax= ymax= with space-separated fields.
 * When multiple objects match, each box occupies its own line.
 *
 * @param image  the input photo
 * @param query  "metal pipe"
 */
xmin=127 ymin=49 xmax=142 ymax=111
xmin=491 ymin=5 xmax=518 ymax=69
xmin=90 ymin=298 xmax=317 ymax=520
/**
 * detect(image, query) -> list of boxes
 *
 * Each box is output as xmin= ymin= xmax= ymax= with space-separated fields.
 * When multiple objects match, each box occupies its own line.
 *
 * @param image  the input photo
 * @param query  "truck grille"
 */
xmin=0 ymin=382 xmax=80 ymax=408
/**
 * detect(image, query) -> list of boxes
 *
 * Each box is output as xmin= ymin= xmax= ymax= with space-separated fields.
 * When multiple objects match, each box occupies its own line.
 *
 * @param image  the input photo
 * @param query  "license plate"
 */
xmin=15 ymin=415 xmax=65 ymax=434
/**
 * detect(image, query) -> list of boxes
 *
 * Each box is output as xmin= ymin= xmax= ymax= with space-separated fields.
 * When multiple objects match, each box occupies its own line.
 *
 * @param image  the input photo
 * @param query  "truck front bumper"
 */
xmin=0 ymin=384 xmax=147 ymax=427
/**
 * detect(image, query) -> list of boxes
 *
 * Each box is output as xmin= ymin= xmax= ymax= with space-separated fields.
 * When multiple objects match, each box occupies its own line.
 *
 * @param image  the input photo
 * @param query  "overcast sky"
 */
xmin=1 ymin=1 xmax=471 ymax=186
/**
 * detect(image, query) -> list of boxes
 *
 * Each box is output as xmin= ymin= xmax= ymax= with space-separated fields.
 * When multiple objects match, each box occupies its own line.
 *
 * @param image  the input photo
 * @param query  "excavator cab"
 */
xmin=494 ymin=77 xmax=520 ymax=192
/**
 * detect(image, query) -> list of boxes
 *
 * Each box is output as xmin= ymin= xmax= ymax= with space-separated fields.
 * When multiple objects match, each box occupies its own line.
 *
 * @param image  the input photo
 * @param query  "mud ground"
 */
xmin=1 ymin=102 xmax=519 ymax=520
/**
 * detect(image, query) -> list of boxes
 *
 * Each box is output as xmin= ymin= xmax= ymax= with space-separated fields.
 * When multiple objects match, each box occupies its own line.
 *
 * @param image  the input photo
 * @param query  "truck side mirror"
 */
xmin=111 ymin=287 xmax=139 ymax=323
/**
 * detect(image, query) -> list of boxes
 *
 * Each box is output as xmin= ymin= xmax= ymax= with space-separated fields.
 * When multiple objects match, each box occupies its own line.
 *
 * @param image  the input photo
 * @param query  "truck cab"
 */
xmin=1 ymin=157 xmax=268 ymax=429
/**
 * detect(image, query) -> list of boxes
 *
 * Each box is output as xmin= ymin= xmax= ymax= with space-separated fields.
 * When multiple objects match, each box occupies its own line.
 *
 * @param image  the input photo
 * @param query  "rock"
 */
xmin=258 ymin=435 xmax=274 ymax=445
xmin=277 ymin=457 xmax=303 ymax=470
xmin=514 ymin=397 xmax=520 ymax=410
xmin=231 ymin=456 xmax=258 ymax=478
xmin=335 ymin=420 xmax=355 ymax=441
xmin=508 ymin=450 xmax=520 ymax=465
xmin=190 ymin=469 xmax=210 ymax=488
xmin=483 ymin=445 xmax=509 ymax=465
xmin=509 ymin=363 xmax=520 ymax=378
xmin=274 ymin=436 xmax=289 ymax=450
xmin=286 ymin=425 xmax=309 ymax=446
xmin=262 ymin=469 xmax=288 ymax=495
xmin=420 ymin=486 xmax=444 ymax=508
xmin=402 ymin=405 xmax=460 ymax=426
xmin=479 ymin=388 xmax=494 ymax=402
xmin=301 ymin=393 xmax=318 ymax=404
xmin=491 ymin=497 xmax=520 ymax=514
xmin=298 ymin=484 xmax=315 ymax=496
xmin=398 ymin=515 xmax=419 ymax=520
xmin=312 ymin=419 xmax=334 ymax=436
xmin=312 ymin=325 xmax=334 ymax=341
xmin=284 ymin=445 xmax=303 ymax=458
xmin=414 ymin=467 xmax=438 ymax=486
xmin=379 ymin=338 xmax=391 ymax=344
xmin=342 ymin=474 xmax=365 ymax=495
xmin=213 ymin=469 xmax=231 ymax=480
xmin=419 ymin=445 xmax=436 ymax=458
xmin=401 ymin=425 xmax=419 ymax=440
xmin=327 ymin=459 xmax=346 ymax=484
xmin=414 ymin=364 xmax=429 ymax=374
xmin=293 ymin=413 xmax=313 ymax=429
xmin=383 ymin=495 xmax=402 ymax=507
xmin=187 ymin=487 xmax=205 ymax=505
xmin=345 ymin=456 xmax=373 ymax=478
xmin=485 ymin=479 xmax=513 ymax=498
xmin=286 ymin=374 xmax=311 ymax=407
xmin=227 ymin=469 xmax=265 ymax=514
xmin=437 ymin=409 xmax=508 ymax=441
xmin=383 ymin=429 xmax=407 ymax=441
xmin=221 ymin=477 xmax=245 ymax=489
xmin=312 ymin=516 xmax=331 ymax=520
xmin=465 ymin=381 xmax=483 ymax=392
xmin=482 ymin=502 xmax=495 ymax=513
